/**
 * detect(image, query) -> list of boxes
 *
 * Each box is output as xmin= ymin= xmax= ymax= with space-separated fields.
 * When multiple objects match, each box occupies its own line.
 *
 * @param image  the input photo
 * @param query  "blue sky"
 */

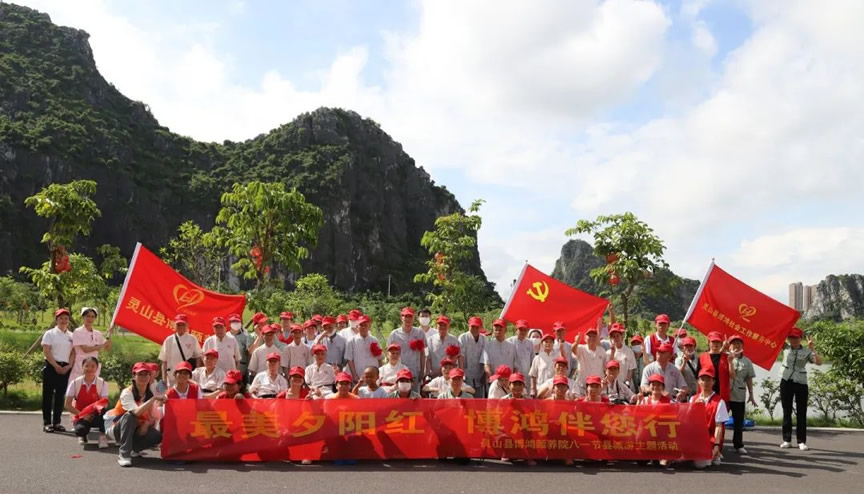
xmin=17 ymin=0 xmax=864 ymax=302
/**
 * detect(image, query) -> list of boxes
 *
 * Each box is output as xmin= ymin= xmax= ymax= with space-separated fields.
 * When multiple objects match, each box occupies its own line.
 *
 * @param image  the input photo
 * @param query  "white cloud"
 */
xmin=691 ymin=20 xmax=717 ymax=57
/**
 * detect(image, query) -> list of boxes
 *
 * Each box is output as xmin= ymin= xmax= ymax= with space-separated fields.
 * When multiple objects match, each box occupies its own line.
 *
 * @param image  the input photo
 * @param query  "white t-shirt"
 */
xmin=202 ymin=334 xmax=241 ymax=372
xmin=249 ymin=371 xmax=288 ymax=397
xmin=529 ymin=350 xmax=557 ymax=385
xmin=487 ymin=379 xmax=510 ymax=399
xmin=248 ymin=343 xmax=281 ymax=375
xmin=344 ymin=334 xmax=382 ymax=374
xmin=70 ymin=326 xmax=105 ymax=380
xmin=357 ymin=386 xmax=389 ymax=398
xmin=378 ymin=362 xmax=407 ymax=386
xmin=65 ymin=375 xmax=109 ymax=399
xmin=191 ymin=367 xmax=226 ymax=391
xmin=574 ymin=344 xmax=609 ymax=385
xmin=169 ymin=384 xmax=204 ymax=399
xmin=305 ymin=362 xmax=336 ymax=389
xmin=158 ymin=332 xmax=203 ymax=384
xmin=42 ymin=327 xmax=73 ymax=363
xmin=281 ymin=342 xmax=312 ymax=369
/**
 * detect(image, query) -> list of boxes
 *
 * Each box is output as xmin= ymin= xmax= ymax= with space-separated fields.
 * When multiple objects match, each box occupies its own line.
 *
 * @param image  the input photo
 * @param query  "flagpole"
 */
xmin=500 ymin=262 xmax=529 ymax=319
xmin=674 ymin=259 xmax=716 ymax=350
xmin=110 ymin=242 xmax=141 ymax=329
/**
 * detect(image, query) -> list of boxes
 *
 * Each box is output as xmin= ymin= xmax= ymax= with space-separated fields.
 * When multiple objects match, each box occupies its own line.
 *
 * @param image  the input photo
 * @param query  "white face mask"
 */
xmin=230 ymin=322 xmax=242 ymax=331
xmin=530 ymin=337 xmax=541 ymax=347
xmin=418 ymin=316 xmax=431 ymax=326
xmin=350 ymin=320 xmax=359 ymax=329
xmin=397 ymin=382 xmax=412 ymax=393
xmin=632 ymin=344 xmax=643 ymax=354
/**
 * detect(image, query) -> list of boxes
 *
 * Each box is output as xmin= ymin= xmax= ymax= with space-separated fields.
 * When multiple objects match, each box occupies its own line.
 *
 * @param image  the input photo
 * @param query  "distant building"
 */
xmin=803 ymin=285 xmax=816 ymax=311
xmin=789 ymin=282 xmax=803 ymax=310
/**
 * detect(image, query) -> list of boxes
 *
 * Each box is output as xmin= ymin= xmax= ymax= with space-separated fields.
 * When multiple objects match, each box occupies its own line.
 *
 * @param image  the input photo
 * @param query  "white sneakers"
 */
xmin=77 ymin=437 xmax=87 ymax=445
xmin=799 ymin=443 xmax=809 ymax=451
xmin=97 ymin=435 xmax=109 ymax=449
xmin=117 ymin=456 xmax=132 ymax=467
xmin=737 ymin=447 xmax=749 ymax=455
xmin=130 ymin=451 xmax=144 ymax=458
xmin=780 ymin=441 xmax=792 ymax=448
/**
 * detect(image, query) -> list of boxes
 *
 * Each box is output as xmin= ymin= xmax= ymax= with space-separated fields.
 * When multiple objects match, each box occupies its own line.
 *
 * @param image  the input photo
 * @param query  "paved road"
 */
xmin=0 ymin=414 xmax=861 ymax=494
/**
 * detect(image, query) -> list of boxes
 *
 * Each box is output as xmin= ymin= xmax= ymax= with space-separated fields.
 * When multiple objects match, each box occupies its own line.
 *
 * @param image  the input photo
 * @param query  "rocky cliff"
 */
xmin=0 ymin=4 xmax=495 ymax=297
xmin=551 ymin=239 xmax=699 ymax=320
xmin=803 ymin=274 xmax=864 ymax=321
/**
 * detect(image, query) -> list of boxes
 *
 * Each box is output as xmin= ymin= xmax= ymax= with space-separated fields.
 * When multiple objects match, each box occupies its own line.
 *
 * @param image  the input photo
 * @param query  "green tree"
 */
xmin=209 ymin=182 xmax=323 ymax=289
xmin=160 ymin=220 xmax=224 ymax=289
xmin=759 ymin=377 xmax=781 ymax=421
xmin=805 ymin=319 xmax=864 ymax=384
xmin=414 ymin=199 xmax=493 ymax=325
xmin=566 ymin=212 xmax=670 ymax=330
xmin=0 ymin=350 xmax=26 ymax=397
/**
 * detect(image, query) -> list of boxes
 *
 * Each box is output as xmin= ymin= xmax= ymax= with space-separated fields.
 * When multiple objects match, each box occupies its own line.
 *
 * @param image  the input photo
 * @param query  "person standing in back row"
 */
xmin=387 ymin=307 xmax=426 ymax=391
xmin=644 ymin=314 xmax=676 ymax=364
xmin=728 ymin=335 xmax=756 ymax=454
xmin=42 ymin=308 xmax=75 ymax=433
xmin=779 ymin=327 xmax=821 ymax=451
xmin=158 ymin=314 xmax=202 ymax=386
xmin=69 ymin=307 xmax=111 ymax=382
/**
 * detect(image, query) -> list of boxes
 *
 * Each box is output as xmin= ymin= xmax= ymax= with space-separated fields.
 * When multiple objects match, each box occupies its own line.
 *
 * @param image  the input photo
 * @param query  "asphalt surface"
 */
xmin=1 ymin=414 xmax=861 ymax=494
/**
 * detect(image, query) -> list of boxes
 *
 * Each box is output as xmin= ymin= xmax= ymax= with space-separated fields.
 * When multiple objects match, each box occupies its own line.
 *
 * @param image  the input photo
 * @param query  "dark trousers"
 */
xmin=780 ymin=379 xmax=808 ymax=444
xmin=42 ymin=362 xmax=69 ymax=426
xmin=112 ymin=413 xmax=162 ymax=459
xmin=730 ymin=401 xmax=746 ymax=449
xmin=74 ymin=414 xmax=105 ymax=437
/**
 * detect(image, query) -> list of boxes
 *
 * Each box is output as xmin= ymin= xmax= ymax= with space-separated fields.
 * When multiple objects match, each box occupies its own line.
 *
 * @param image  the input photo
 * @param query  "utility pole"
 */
xmin=387 ymin=274 xmax=392 ymax=297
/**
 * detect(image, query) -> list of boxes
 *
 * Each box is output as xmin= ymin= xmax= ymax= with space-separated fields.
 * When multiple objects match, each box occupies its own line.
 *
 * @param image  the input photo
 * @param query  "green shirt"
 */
xmin=730 ymin=355 xmax=755 ymax=402
xmin=781 ymin=346 xmax=815 ymax=385
xmin=437 ymin=388 xmax=473 ymax=399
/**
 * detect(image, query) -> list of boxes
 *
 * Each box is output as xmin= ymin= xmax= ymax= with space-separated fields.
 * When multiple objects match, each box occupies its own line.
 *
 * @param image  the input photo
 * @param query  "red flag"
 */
xmin=501 ymin=264 xmax=609 ymax=342
xmin=684 ymin=262 xmax=800 ymax=370
xmin=110 ymin=243 xmax=246 ymax=344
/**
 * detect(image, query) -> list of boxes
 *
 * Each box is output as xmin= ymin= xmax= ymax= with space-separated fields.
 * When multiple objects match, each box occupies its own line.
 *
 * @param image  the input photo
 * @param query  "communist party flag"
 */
xmin=500 ymin=264 xmax=609 ymax=341
xmin=110 ymin=243 xmax=246 ymax=344
xmin=683 ymin=261 xmax=800 ymax=370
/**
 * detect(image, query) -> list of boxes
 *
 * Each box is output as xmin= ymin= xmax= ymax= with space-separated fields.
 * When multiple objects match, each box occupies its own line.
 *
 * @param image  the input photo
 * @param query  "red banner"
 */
xmin=161 ymin=399 xmax=711 ymax=462
xmin=110 ymin=243 xmax=246 ymax=344
xmin=684 ymin=262 xmax=800 ymax=370
xmin=501 ymin=264 xmax=609 ymax=342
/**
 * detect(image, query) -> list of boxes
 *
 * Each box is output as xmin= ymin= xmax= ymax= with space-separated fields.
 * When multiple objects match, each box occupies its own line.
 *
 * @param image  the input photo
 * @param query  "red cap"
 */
xmin=552 ymin=321 xmax=566 ymax=331
xmin=131 ymin=362 xmax=150 ymax=374
xmin=655 ymin=314 xmax=670 ymax=324
xmin=266 ymin=352 xmax=281 ymax=362
xmin=436 ymin=315 xmax=451 ymax=326
xmin=699 ymin=367 xmax=715 ymax=378
xmin=448 ymin=368 xmax=465 ymax=379
xmin=212 ymin=316 xmax=226 ymax=327
xmin=312 ymin=344 xmax=327 ymax=354
xmin=146 ymin=363 xmax=159 ymax=374
xmin=396 ymin=369 xmax=414 ymax=381
xmin=585 ymin=375 xmax=602 ymax=386
xmin=630 ymin=334 xmax=644 ymax=344
xmin=387 ymin=343 xmax=401 ymax=353
xmin=440 ymin=357 xmax=456 ymax=367
xmin=54 ymin=308 xmax=70 ymax=318
xmin=174 ymin=314 xmax=189 ymax=324
xmin=708 ymin=331 xmax=724 ymax=342
xmin=585 ymin=327 xmax=598 ymax=335
xmin=289 ymin=366 xmax=305 ymax=378
xmin=279 ymin=311 xmax=294 ymax=320
xmin=515 ymin=319 xmax=530 ymax=330
xmin=336 ymin=314 xmax=348 ymax=323
xmin=509 ymin=373 xmax=526 ymax=384
xmin=541 ymin=333 xmax=555 ymax=342
xmin=490 ymin=365 xmax=512 ymax=381
xmin=648 ymin=374 xmax=665 ymax=385
xmin=228 ymin=313 xmax=242 ymax=323
xmin=492 ymin=318 xmax=507 ymax=328
xmin=468 ymin=316 xmax=483 ymax=327
xmin=357 ymin=315 xmax=371 ymax=325
xmin=204 ymin=349 xmax=219 ymax=358
xmin=311 ymin=314 xmax=323 ymax=323
xmin=657 ymin=343 xmax=674 ymax=353
xmin=553 ymin=375 xmax=569 ymax=386
xmin=174 ymin=361 xmax=194 ymax=373
xmin=251 ymin=312 xmax=268 ymax=324
xmin=674 ymin=328 xmax=688 ymax=338
xmin=262 ymin=325 xmax=278 ymax=335
xmin=554 ymin=356 xmax=569 ymax=367
xmin=609 ymin=323 xmax=625 ymax=334
xmin=289 ymin=323 xmax=303 ymax=333
xmin=348 ymin=309 xmax=362 ymax=320
xmin=335 ymin=372 xmax=353 ymax=383
xmin=605 ymin=360 xmax=620 ymax=369
xmin=223 ymin=370 xmax=243 ymax=384
xmin=400 ymin=307 xmax=415 ymax=316
xmin=788 ymin=327 xmax=804 ymax=338
xmin=681 ymin=336 xmax=697 ymax=347
xmin=322 ymin=316 xmax=336 ymax=325
xmin=729 ymin=334 xmax=744 ymax=344
xmin=302 ymin=320 xmax=316 ymax=330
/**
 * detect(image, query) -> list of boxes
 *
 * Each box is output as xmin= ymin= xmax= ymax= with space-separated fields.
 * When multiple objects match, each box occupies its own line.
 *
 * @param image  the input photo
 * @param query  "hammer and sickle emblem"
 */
xmin=738 ymin=304 xmax=757 ymax=322
xmin=173 ymin=284 xmax=205 ymax=310
xmin=526 ymin=281 xmax=550 ymax=303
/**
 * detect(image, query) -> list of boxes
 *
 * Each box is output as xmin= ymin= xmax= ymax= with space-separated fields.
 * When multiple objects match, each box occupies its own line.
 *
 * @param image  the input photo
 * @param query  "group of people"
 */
xmin=40 ymin=306 xmax=822 ymax=469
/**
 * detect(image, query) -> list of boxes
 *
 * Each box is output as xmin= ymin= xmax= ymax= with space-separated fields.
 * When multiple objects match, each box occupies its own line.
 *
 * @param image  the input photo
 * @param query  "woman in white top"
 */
xmin=42 ymin=308 xmax=75 ymax=433
xmin=69 ymin=307 xmax=112 ymax=382
xmin=64 ymin=356 xmax=110 ymax=447
xmin=191 ymin=349 xmax=226 ymax=395
xmin=487 ymin=365 xmax=512 ymax=399
xmin=249 ymin=352 xmax=288 ymax=398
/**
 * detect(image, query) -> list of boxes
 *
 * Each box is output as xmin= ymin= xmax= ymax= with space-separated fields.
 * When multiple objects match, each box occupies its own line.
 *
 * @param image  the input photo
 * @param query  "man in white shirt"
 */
xmin=640 ymin=343 xmax=688 ymax=401
xmin=202 ymin=317 xmax=240 ymax=372
xmin=483 ymin=319 xmax=517 ymax=376
xmin=425 ymin=315 xmax=460 ymax=378
xmin=572 ymin=327 xmax=608 ymax=392
xmin=249 ymin=352 xmax=288 ymax=398
xmin=457 ymin=316 xmax=488 ymax=398
xmin=386 ymin=307 xmax=426 ymax=390
xmin=536 ymin=356 xmax=580 ymax=399
xmin=158 ymin=314 xmax=202 ymax=386
xmin=506 ymin=319 xmax=534 ymax=375
xmin=338 ymin=309 xmax=362 ymax=341
xmin=42 ymin=308 xmax=75 ymax=431
xmin=552 ymin=321 xmax=576 ymax=374
xmin=247 ymin=325 xmax=282 ymax=382
xmin=345 ymin=315 xmax=382 ymax=382
xmin=417 ymin=308 xmax=433 ymax=339
xmin=606 ymin=323 xmax=637 ymax=385
xmin=313 ymin=316 xmax=346 ymax=370
xmin=305 ymin=344 xmax=335 ymax=397
xmin=282 ymin=323 xmax=312 ymax=371
xmin=191 ymin=349 xmax=227 ymax=393
xmin=529 ymin=333 xmax=558 ymax=397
